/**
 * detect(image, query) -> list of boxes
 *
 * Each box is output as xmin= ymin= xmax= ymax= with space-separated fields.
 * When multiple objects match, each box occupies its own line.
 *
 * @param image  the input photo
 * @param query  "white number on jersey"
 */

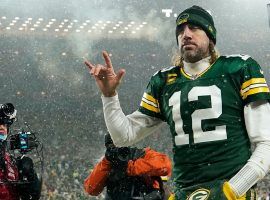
xmin=169 ymin=85 xmax=227 ymax=146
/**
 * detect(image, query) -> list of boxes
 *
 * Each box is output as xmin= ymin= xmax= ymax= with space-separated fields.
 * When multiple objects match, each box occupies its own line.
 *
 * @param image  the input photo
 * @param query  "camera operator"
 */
xmin=84 ymin=134 xmax=172 ymax=200
xmin=0 ymin=103 xmax=41 ymax=200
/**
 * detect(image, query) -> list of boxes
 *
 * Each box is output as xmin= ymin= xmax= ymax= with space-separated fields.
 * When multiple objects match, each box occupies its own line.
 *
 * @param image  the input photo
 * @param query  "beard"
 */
xmin=181 ymin=45 xmax=209 ymax=63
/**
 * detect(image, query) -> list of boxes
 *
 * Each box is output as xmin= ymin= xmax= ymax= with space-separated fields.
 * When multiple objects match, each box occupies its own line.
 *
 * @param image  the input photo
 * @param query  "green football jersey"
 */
xmin=138 ymin=55 xmax=270 ymax=197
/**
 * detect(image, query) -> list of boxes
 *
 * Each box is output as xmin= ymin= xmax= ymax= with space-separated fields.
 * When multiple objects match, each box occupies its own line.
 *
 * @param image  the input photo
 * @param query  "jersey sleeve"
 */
xmin=240 ymin=57 xmax=270 ymax=105
xmin=138 ymin=71 xmax=165 ymax=120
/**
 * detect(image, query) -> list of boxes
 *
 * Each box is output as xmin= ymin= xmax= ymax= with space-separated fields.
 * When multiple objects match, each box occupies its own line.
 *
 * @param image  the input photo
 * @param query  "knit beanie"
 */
xmin=176 ymin=5 xmax=216 ymax=44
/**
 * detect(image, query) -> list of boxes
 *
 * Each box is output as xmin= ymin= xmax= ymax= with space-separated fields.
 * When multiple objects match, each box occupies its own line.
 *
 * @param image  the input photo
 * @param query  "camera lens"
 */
xmin=1 ymin=103 xmax=15 ymax=116
xmin=117 ymin=147 xmax=130 ymax=161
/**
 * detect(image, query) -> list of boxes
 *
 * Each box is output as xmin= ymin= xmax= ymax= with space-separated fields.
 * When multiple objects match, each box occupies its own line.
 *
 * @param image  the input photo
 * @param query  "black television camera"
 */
xmin=9 ymin=131 xmax=39 ymax=153
xmin=106 ymin=146 xmax=131 ymax=162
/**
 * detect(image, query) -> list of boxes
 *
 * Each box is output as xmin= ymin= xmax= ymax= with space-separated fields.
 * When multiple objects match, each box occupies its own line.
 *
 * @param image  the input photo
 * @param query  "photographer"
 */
xmin=84 ymin=134 xmax=172 ymax=200
xmin=0 ymin=103 xmax=41 ymax=200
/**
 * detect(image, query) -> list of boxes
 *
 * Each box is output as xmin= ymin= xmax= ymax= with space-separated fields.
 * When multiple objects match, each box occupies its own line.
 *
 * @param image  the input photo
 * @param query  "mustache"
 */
xmin=182 ymin=41 xmax=196 ymax=46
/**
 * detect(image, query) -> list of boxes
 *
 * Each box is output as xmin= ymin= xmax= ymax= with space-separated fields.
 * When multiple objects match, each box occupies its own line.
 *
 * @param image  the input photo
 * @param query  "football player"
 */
xmin=85 ymin=5 xmax=270 ymax=200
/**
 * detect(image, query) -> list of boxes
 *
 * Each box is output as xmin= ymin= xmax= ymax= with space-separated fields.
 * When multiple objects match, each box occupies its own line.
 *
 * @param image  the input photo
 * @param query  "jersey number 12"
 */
xmin=169 ymin=85 xmax=227 ymax=146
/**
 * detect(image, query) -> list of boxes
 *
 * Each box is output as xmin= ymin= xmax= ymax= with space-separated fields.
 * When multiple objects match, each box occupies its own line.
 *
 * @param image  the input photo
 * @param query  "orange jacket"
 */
xmin=84 ymin=147 xmax=172 ymax=196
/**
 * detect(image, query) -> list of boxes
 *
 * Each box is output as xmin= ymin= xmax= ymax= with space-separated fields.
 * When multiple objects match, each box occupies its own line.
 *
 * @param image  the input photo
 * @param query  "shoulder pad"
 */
xmin=152 ymin=66 xmax=177 ymax=76
xmin=160 ymin=66 xmax=177 ymax=72
xmin=224 ymin=54 xmax=251 ymax=61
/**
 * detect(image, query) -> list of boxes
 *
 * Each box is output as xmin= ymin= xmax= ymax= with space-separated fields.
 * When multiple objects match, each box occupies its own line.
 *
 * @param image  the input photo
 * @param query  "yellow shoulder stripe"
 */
xmin=241 ymin=78 xmax=266 ymax=90
xmin=143 ymin=93 xmax=158 ymax=104
xmin=140 ymin=101 xmax=160 ymax=113
xmin=242 ymin=87 xmax=269 ymax=100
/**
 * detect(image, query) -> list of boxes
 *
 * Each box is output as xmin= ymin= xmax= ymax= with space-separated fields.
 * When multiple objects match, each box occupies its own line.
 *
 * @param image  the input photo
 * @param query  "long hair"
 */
xmin=171 ymin=41 xmax=220 ymax=67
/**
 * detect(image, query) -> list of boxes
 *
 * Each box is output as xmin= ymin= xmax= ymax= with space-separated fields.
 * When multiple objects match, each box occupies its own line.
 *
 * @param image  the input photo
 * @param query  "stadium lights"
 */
xmin=0 ymin=16 xmax=151 ymax=37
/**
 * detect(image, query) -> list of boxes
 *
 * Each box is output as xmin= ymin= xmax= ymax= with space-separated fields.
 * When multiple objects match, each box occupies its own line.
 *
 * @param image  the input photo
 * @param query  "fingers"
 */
xmin=84 ymin=60 xmax=94 ymax=70
xmin=102 ymin=51 xmax=113 ymax=69
xmin=85 ymin=51 xmax=115 ymax=78
xmin=85 ymin=58 xmax=105 ymax=76
xmin=91 ymin=64 xmax=105 ymax=76
xmin=116 ymin=69 xmax=126 ymax=82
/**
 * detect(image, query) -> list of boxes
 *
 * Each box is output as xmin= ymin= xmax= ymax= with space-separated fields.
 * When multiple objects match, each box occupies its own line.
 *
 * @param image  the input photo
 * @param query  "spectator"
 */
xmin=84 ymin=134 xmax=172 ymax=200
xmin=0 ymin=103 xmax=42 ymax=199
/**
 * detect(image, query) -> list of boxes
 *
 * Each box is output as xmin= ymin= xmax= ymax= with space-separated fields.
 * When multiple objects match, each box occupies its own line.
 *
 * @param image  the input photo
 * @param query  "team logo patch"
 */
xmin=208 ymin=25 xmax=213 ymax=33
xmin=187 ymin=188 xmax=210 ymax=200
xmin=177 ymin=13 xmax=189 ymax=25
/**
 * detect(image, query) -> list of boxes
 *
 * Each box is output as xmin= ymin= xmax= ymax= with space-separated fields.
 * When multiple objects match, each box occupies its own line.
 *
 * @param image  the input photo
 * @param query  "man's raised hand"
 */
xmin=85 ymin=51 xmax=125 ymax=97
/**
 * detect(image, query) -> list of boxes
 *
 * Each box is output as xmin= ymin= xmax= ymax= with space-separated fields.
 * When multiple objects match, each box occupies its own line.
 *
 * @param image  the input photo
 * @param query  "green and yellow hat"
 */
xmin=176 ymin=5 xmax=216 ymax=44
